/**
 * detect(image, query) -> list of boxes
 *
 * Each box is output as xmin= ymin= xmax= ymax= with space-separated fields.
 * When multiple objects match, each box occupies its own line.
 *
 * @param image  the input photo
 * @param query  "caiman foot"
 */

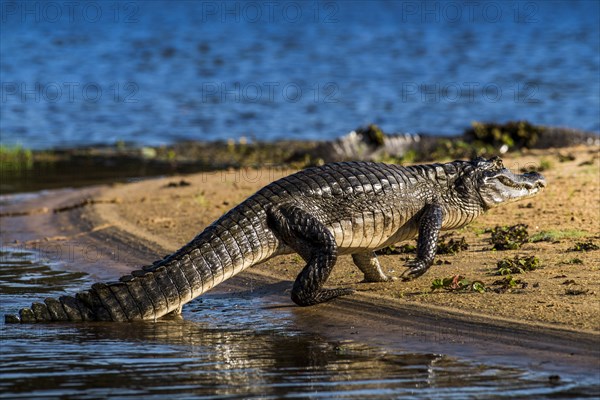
xmin=360 ymin=275 xmax=396 ymax=283
xmin=352 ymin=253 xmax=395 ymax=283
xmin=400 ymin=259 xmax=430 ymax=281
xmin=401 ymin=203 xmax=442 ymax=281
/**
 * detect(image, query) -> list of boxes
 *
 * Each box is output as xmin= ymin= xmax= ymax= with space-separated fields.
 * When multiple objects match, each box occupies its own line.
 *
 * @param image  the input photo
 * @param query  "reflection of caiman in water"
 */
xmin=6 ymin=157 xmax=545 ymax=323
xmin=7 ymin=311 xmax=502 ymax=398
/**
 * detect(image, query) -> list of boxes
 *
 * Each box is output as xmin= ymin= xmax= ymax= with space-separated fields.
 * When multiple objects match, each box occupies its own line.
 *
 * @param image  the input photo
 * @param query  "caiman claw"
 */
xmin=400 ymin=259 xmax=430 ymax=281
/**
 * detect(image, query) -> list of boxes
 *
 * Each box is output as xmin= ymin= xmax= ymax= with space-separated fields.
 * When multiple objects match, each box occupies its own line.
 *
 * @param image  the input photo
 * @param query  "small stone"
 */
xmin=548 ymin=375 xmax=561 ymax=384
xmin=19 ymin=308 xmax=36 ymax=323
xmin=5 ymin=314 xmax=20 ymax=323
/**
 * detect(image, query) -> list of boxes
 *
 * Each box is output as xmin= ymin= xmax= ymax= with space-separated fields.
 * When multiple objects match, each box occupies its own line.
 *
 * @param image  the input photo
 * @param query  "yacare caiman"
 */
xmin=6 ymin=157 xmax=545 ymax=323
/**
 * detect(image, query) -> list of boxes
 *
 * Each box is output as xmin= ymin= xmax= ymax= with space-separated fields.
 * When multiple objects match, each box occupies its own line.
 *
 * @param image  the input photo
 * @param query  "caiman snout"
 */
xmin=521 ymin=172 xmax=547 ymax=189
xmin=479 ymin=166 xmax=547 ymax=209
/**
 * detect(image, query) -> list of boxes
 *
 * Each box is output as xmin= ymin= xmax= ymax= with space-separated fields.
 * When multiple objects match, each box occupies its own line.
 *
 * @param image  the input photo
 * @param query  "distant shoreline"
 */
xmin=2 ymin=122 xmax=599 ymax=195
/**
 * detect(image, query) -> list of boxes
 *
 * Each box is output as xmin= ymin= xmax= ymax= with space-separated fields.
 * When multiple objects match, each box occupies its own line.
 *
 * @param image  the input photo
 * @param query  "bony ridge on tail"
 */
xmin=5 ymin=157 xmax=546 ymax=323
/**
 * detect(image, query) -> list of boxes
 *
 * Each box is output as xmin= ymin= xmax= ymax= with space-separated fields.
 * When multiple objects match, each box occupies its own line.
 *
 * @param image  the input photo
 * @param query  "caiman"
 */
xmin=5 ymin=157 xmax=546 ymax=323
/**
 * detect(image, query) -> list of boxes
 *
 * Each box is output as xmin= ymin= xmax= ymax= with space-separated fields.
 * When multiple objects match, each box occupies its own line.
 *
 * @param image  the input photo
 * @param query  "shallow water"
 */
xmin=1 ymin=0 xmax=599 ymax=149
xmin=1 ymin=249 xmax=598 ymax=399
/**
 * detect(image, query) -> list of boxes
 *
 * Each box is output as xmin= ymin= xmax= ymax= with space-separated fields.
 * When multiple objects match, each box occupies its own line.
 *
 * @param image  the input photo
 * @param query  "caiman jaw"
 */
xmin=498 ymin=172 xmax=547 ymax=191
xmin=476 ymin=159 xmax=547 ymax=208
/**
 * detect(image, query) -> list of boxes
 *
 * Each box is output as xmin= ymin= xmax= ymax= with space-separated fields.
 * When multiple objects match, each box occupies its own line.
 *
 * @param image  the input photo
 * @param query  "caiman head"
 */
xmin=469 ymin=156 xmax=547 ymax=209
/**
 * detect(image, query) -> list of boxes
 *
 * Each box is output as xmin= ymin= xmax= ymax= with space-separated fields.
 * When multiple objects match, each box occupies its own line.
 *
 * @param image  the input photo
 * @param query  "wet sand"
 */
xmin=1 ymin=145 xmax=598 ymax=376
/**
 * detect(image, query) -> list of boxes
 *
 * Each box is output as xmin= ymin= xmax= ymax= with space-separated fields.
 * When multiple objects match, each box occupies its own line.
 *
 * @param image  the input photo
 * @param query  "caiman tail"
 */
xmin=6 ymin=200 xmax=277 ymax=323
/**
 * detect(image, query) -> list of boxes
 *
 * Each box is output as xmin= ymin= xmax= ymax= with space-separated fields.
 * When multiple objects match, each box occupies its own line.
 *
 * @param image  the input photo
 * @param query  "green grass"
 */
xmin=538 ymin=158 xmax=553 ymax=171
xmin=530 ymin=229 xmax=588 ymax=243
xmin=193 ymin=192 xmax=208 ymax=207
xmin=0 ymin=145 xmax=34 ymax=170
xmin=562 ymin=258 xmax=583 ymax=265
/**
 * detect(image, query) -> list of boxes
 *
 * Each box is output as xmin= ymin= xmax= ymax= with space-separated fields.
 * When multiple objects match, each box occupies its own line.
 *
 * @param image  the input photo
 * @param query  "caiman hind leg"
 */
xmin=267 ymin=205 xmax=354 ymax=306
xmin=401 ymin=203 xmax=443 ymax=280
xmin=352 ymin=252 xmax=394 ymax=282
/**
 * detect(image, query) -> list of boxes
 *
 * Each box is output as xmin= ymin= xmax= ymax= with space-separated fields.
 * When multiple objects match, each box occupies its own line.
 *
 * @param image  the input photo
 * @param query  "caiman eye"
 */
xmin=490 ymin=156 xmax=504 ymax=170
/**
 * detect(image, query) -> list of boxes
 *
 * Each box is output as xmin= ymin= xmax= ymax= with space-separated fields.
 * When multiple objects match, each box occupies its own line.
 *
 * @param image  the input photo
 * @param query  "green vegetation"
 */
xmin=464 ymin=120 xmax=544 ymax=149
xmin=491 ymin=275 xmax=526 ymax=293
xmin=530 ymin=229 xmax=588 ymax=243
xmin=430 ymin=275 xmax=486 ymax=293
xmin=373 ymin=120 xmax=561 ymax=162
xmin=539 ymin=158 xmax=552 ymax=171
xmin=426 ymin=120 xmax=551 ymax=160
xmin=488 ymin=224 xmax=529 ymax=250
xmin=356 ymin=124 xmax=385 ymax=146
xmin=378 ymin=149 xmax=419 ymax=165
xmin=0 ymin=145 xmax=33 ymax=171
xmin=561 ymin=258 xmax=583 ymax=265
xmin=437 ymin=235 xmax=469 ymax=255
xmin=376 ymin=244 xmax=416 ymax=255
xmin=520 ymin=158 xmax=552 ymax=173
xmin=193 ymin=192 xmax=208 ymax=206
xmin=377 ymin=235 xmax=469 ymax=256
xmin=569 ymin=241 xmax=599 ymax=252
xmin=427 ymin=138 xmax=495 ymax=161
xmin=496 ymin=255 xmax=541 ymax=275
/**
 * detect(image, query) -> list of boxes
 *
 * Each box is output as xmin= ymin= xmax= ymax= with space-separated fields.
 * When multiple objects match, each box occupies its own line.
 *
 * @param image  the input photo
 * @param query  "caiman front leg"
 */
xmin=352 ymin=252 xmax=394 ymax=282
xmin=267 ymin=205 xmax=354 ymax=306
xmin=401 ymin=203 xmax=443 ymax=280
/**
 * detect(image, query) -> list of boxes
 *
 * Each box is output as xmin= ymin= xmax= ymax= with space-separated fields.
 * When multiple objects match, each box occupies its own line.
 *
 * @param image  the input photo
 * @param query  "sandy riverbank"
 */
xmin=1 ymin=145 xmax=599 ymax=373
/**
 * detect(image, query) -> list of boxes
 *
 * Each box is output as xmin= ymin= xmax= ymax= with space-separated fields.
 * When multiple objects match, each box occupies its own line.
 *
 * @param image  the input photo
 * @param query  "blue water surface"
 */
xmin=1 ymin=0 xmax=599 ymax=149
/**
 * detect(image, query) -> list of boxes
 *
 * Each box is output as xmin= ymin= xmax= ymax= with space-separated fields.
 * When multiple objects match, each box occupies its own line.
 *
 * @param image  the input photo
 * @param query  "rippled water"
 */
xmin=1 ymin=249 xmax=598 ymax=398
xmin=1 ymin=0 xmax=599 ymax=149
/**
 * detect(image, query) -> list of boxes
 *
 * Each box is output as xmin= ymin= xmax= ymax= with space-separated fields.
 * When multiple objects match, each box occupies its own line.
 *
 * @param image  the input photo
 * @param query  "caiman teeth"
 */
xmin=498 ymin=174 xmax=546 ymax=191
xmin=537 ymin=178 xmax=547 ymax=188
xmin=498 ymin=175 xmax=527 ymax=189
